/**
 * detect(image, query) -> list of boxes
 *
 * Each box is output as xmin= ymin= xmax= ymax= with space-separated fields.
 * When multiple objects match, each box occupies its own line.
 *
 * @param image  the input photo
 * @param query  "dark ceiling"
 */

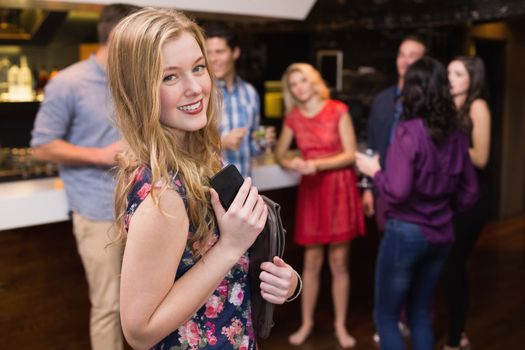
xmin=306 ymin=0 xmax=525 ymax=30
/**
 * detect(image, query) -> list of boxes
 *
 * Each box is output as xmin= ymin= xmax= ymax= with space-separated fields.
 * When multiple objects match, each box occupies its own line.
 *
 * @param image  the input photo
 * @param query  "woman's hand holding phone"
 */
xmin=210 ymin=177 xmax=268 ymax=257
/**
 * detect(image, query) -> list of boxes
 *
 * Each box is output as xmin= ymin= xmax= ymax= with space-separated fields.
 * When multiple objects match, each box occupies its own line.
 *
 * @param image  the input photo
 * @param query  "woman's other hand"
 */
xmin=355 ymin=152 xmax=381 ymax=178
xmin=289 ymin=157 xmax=306 ymax=171
xmin=259 ymin=256 xmax=299 ymax=304
xmin=289 ymin=157 xmax=316 ymax=175
xmin=361 ymin=189 xmax=375 ymax=217
xmin=302 ymin=160 xmax=317 ymax=175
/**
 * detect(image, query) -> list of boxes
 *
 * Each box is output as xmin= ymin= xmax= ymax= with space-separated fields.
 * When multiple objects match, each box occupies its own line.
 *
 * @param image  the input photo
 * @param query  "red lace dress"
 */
xmin=284 ymin=100 xmax=366 ymax=245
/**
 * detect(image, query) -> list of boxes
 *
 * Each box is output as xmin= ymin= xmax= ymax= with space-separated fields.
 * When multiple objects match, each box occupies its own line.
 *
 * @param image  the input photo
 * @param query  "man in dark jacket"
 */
xmin=363 ymin=34 xmax=427 ymax=345
xmin=363 ymin=35 xmax=427 ymax=217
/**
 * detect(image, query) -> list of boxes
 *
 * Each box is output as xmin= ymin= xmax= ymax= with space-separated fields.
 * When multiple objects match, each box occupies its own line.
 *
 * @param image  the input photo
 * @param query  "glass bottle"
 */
xmin=0 ymin=57 xmax=10 ymax=101
xmin=7 ymin=62 xmax=19 ymax=101
xmin=18 ymin=56 xmax=33 ymax=101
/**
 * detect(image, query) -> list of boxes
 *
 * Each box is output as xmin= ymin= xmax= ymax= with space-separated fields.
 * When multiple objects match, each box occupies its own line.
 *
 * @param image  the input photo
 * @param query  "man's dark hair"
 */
xmin=401 ymin=34 xmax=428 ymax=55
xmin=203 ymin=22 xmax=238 ymax=50
xmin=97 ymin=3 xmax=140 ymax=44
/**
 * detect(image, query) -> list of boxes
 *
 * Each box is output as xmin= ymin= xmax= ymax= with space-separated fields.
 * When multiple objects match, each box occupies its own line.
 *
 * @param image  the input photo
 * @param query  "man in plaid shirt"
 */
xmin=205 ymin=23 xmax=274 ymax=177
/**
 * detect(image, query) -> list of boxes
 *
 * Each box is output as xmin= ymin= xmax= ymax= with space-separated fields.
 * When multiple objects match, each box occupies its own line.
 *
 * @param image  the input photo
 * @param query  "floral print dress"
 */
xmin=125 ymin=167 xmax=256 ymax=350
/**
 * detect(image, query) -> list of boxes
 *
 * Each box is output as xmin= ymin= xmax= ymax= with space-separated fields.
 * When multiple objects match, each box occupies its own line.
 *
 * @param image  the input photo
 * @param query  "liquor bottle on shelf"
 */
xmin=18 ymin=56 xmax=33 ymax=101
xmin=7 ymin=61 xmax=20 ymax=101
xmin=0 ymin=57 xmax=10 ymax=101
xmin=6 ymin=56 xmax=35 ymax=102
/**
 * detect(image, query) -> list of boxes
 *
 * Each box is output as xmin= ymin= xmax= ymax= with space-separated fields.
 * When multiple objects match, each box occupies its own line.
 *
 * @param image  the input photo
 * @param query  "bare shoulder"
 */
xmin=339 ymin=111 xmax=353 ymax=128
xmin=127 ymin=187 xmax=190 ymax=243
xmin=471 ymin=99 xmax=490 ymax=118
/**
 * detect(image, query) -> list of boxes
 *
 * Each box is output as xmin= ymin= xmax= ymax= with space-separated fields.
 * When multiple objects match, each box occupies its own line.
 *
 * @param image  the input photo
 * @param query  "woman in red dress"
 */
xmin=275 ymin=63 xmax=365 ymax=348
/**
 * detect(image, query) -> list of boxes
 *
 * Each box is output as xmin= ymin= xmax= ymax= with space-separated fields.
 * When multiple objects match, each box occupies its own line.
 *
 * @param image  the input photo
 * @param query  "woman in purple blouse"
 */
xmin=356 ymin=57 xmax=479 ymax=350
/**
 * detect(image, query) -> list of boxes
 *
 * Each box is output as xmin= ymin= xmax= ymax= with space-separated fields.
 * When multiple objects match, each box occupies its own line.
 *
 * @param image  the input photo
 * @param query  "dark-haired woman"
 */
xmin=443 ymin=56 xmax=491 ymax=350
xmin=356 ymin=57 xmax=479 ymax=350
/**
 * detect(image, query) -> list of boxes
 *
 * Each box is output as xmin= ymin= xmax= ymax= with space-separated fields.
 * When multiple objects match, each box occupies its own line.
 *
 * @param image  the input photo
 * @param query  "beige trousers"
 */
xmin=72 ymin=213 xmax=124 ymax=350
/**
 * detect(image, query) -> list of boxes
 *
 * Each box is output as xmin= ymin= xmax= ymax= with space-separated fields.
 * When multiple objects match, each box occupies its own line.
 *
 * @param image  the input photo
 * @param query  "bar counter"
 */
xmin=0 ymin=154 xmax=300 ymax=231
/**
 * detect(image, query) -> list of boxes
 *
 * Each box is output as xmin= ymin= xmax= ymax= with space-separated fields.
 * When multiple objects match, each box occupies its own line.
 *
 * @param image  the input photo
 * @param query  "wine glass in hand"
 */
xmin=356 ymin=146 xmax=376 ymax=189
xmin=254 ymin=126 xmax=276 ymax=156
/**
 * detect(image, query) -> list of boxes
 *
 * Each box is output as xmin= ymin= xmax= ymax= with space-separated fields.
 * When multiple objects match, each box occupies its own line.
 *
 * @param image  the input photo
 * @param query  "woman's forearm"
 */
xmin=124 ymin=241 xmax=242 ymax=349
xmin=311 ymin=151 xmax=354 ymax=172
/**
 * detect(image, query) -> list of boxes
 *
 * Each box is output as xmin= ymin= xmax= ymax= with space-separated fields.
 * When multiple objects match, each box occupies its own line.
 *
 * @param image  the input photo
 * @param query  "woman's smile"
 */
xmin=177 ymin=99 xmax=203 ymax=114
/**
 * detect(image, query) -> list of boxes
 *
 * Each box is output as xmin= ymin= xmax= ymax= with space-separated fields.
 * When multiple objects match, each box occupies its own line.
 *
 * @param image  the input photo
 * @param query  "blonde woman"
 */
xmin=107 ymin=8 xmax=299 ymax=350
xmin=275 ymin=63 xmax=365 ymax=348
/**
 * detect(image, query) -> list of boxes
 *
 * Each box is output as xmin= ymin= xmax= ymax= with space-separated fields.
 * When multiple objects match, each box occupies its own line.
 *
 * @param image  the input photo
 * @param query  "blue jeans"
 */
xmin=374 ymin=218 xmax=450 ymax=350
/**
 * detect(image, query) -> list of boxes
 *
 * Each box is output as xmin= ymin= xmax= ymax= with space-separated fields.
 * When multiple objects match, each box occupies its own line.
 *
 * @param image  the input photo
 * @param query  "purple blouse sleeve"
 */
xmin=373 ymin=125 xmax=415 ymax=204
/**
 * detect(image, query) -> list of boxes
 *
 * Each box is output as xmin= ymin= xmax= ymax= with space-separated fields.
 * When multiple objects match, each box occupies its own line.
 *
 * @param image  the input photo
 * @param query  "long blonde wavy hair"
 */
xmin=281 ymin=63 xmax=330 ymax=114
xmin=107 ymin=8 xmax=222 ymax=257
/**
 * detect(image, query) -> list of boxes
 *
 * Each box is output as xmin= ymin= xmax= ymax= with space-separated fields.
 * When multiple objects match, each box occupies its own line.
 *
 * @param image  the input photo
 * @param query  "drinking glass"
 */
xmin=255 ymin=126 xmax=275 ymax=155
xmin=356 ymin=145 xmax=376 ymax=189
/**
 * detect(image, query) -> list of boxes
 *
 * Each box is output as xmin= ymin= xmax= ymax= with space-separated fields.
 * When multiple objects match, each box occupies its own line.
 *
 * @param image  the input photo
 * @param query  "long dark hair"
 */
xmin=452 ymin=56 xmax=487 ymax=132
xmin=401 ymin=56 xmax=458 ymax=145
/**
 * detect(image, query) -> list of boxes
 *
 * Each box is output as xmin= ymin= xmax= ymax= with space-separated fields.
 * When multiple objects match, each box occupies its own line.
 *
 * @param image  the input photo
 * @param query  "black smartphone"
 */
xmin=210 ymin=164 xmax=245 ymax=210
